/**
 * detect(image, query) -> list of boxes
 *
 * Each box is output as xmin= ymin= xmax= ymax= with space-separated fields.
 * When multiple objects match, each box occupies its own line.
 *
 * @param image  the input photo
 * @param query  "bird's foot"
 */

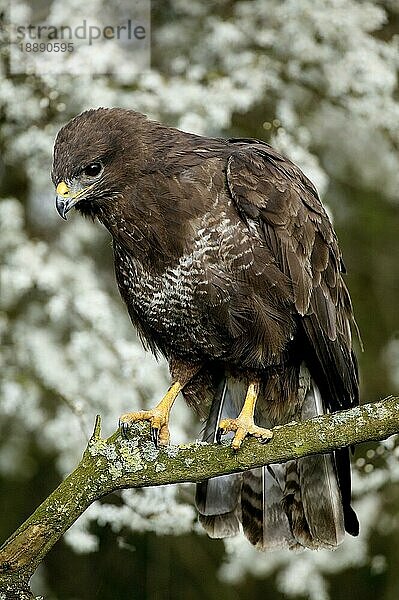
xmin=119 ymin=408 xmax=170 ymax=448
xmin=119 ymin=381 xmax=182 ymax=447
xmin=217 ymin=417 xmax=273 ymax=451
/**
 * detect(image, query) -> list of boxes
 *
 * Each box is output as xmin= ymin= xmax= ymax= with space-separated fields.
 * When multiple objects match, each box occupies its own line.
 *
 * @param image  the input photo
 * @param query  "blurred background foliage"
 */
xmin=1 ymin=0 xmax=399 ymax=598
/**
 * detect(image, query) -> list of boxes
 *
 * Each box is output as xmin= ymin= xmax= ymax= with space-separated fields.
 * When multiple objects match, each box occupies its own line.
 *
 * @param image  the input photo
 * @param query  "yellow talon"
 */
xmin=218 ymin=381 xmax=273 ymax=450
xmin=119 ymin=381 xmax=182 ymax=447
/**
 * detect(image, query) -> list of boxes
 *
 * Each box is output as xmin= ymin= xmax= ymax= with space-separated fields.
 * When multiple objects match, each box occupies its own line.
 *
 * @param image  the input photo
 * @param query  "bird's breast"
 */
xmin=114 ymin=207 xmax=256 ymax=358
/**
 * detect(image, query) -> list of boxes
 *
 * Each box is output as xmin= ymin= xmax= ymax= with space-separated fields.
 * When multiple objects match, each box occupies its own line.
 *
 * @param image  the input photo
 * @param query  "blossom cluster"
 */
xmin=1 ymin=0 xmax=398 ymax=597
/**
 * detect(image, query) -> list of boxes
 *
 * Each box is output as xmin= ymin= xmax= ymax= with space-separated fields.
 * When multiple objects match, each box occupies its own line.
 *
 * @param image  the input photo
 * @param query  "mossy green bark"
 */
xmin=0 ymin=397 xmax=398 ymax=598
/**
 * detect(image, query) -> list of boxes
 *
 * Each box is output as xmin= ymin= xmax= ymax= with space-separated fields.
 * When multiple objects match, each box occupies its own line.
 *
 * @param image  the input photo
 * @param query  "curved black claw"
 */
xmin=119 ymin=420 xmax=130 ymax=439
xmin=151 ymin=427 xmax=160 ymax=448
xmin=216 ymin=428 xmax=224 ymax=444
xmin=259 ymin=435 xmax=273 ymax=445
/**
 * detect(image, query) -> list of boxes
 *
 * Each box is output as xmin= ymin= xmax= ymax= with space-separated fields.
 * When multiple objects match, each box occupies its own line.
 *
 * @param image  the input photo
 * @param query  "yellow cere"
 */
xmin=56 ymin=181 xmax=70 ymax=197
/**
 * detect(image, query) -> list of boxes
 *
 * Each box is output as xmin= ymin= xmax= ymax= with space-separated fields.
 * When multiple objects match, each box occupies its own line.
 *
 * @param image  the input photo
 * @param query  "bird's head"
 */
xmin=52 ymin=108 xmax=149 ymax=220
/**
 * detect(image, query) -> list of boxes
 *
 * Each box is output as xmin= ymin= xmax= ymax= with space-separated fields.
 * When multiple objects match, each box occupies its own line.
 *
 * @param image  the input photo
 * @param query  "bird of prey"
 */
xmin=52 ymin=108 xmax=359 ymax=550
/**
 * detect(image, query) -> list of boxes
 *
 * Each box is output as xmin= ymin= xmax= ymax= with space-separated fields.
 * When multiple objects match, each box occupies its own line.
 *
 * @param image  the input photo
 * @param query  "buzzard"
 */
xmin=52 ymin=108 xmax=359 ymax=550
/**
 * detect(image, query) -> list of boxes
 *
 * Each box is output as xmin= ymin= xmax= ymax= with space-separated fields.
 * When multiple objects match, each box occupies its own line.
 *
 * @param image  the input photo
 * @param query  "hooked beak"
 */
xmin=55 ymin=181 xmax=93 ymax=219
xmin=55 ymin=196 xmax=68 ymax=220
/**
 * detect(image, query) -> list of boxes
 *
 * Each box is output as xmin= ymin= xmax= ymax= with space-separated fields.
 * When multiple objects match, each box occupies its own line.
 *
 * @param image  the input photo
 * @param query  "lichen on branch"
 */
xmin=0 ymin=396 xmax=398 ymax=598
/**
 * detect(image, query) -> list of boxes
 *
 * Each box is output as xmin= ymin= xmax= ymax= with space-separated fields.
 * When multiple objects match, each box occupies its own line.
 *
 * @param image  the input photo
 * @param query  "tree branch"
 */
xmin=0 ymin=397 xmax=398 ymax=598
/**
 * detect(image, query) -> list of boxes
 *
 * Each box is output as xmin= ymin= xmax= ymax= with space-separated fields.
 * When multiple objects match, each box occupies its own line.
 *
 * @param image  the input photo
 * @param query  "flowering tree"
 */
xmin=1 ymin=0 xmax=399 ymax=598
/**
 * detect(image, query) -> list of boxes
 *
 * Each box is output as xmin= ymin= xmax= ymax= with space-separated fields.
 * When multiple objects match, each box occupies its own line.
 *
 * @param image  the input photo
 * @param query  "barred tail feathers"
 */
xmin=241 ymin=464 xmax=299 ymax=550
xmin=196 ymin=368 xmax=352 ymax=550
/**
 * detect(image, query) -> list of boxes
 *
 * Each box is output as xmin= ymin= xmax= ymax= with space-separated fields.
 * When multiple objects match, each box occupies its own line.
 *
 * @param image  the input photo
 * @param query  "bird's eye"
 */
xmin=83 ymin=162 xmax=103 ymax=177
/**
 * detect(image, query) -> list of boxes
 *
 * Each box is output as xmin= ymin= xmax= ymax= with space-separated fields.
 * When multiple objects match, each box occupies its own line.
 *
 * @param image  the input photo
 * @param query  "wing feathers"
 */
xmin=197 ymin=139 xmax=359 ymax=550
xmin=226 ymin=144 xmax=359 ymax=365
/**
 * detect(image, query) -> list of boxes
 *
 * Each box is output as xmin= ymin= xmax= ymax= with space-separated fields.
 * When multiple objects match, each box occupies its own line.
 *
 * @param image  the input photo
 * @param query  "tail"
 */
xmin=196 ymin=367 xmax=358 ymax=550
xmin=195 ymin=380 xmax=242 ymax=538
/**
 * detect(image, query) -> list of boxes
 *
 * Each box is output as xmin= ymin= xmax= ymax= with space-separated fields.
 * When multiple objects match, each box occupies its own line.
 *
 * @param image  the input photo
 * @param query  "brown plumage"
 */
xmin=52 ymin=108 xmax=359 ymax=550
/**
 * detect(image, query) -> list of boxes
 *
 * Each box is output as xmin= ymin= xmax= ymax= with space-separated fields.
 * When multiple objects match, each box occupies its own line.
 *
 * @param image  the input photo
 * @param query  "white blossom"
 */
xmin=1 ymin=0 xmax=398 ymax=596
